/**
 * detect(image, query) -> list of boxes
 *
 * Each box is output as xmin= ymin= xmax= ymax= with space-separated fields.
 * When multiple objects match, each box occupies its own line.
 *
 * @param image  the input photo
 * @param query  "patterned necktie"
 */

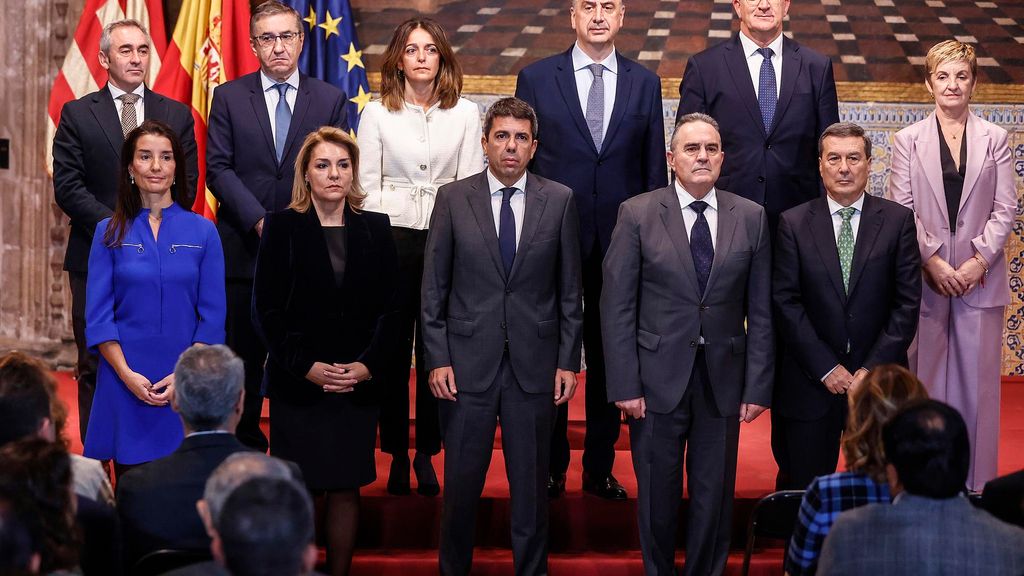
xmin=585 ymin=63 xmax=605 ymax=151
xmin=274 ymin=83 xmax=292 ymax=162
xmin=118 ymin=93 xmax=141 ymax=138
xmin=837 ymin=207 xmax=856 ymax=293
xmin=498 ymin=187 xmax=517 ymax=277
xmin=690 ymin=200 xmax=714 ymax=295
xmin=757 ymin=47 xmax=777 ymax=132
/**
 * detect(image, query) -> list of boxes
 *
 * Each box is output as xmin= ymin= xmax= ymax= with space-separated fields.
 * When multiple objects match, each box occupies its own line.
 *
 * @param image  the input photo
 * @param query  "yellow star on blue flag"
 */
xmin=286 ymin=0 xmax=371 ymax=131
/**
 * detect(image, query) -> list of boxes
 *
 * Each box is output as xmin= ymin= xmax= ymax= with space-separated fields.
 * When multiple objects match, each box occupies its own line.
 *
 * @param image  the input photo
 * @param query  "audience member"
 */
xmin=786 ymin=365 xmax=927 ymax=575
xmin=981 ymin=469 xmax=1024 ymax=529
xmin=818 ymin=400 xmax=1024 ymax=575
xmin=116 ymin=345 xmax=248 ymax=568
xmin=0 ymin=487 xmax=42 ymax=575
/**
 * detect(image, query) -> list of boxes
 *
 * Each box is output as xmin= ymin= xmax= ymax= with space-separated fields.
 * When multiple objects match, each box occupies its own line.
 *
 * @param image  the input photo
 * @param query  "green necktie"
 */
xmin=838 ymin=207 xmax=856 ymax=293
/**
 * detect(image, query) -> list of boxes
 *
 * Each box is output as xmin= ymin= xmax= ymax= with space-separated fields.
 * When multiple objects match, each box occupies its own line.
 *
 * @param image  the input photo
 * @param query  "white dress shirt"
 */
xmin=675 ymin=181 xmax=719 ymax=250
xmin=738 ymin=31 xmax=783 ymax=101
xmin=571 ymin=43 xmax=617 ymax=137
xmin=260 ymin=70 xmax=300 ymax=142
xmin=108 ymin=83 xmax=146 ymax=130
xmin=821 ymin=192 xmax=866 ymax=381
xmin=486 ymin=169 xmax=527 ymax=247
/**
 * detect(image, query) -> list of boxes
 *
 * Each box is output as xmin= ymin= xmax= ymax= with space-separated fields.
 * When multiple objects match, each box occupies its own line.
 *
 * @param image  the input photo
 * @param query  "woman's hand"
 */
xmin=306 ymin=361 xmax=355 ymax=394
xmin=150 ymin=373 xmax=175 ymax=405
xmin=924 ymin=254 xmax=968 ymax=296
xmin=331 ymin=362 xmax=371 ymax=392
xmin=121 ymin=370 xmax=163 ymax=406
xmin=956 ymin=255 xmax=987 ymax=295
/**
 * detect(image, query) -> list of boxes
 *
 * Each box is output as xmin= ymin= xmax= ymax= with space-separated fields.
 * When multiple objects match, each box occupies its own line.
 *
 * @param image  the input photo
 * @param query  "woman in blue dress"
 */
xmin=84 ymin=120 xmax=225 ymax=474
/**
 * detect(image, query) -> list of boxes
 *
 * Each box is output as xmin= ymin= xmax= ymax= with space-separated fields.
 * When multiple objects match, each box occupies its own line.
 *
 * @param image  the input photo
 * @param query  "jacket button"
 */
xmin=700 ymin=305 xmax=709 ymax=311
xmin=277 ymin=174 xmax=283 ymax=180
xmin=500 ymin=321 xmax=507 ymax=329
xmin=765 ymin=143 xmax=772 ymax=150
xmin=505 ymin=288 xmax=512 ymax=294
xmin=757 ymin=176 xmax=766 ymax=183
xmin=419 ymin=164 xmax=427 ymax=171
xmin=689 ymin=341 xmax=697 ymax=348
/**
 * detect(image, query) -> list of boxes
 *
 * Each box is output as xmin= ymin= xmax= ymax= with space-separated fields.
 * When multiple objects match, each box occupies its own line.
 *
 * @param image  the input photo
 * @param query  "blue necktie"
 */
xmin=757 ymin=47 xmax=777 ymax=132
xmin=274 ymin=83 xmax=291 ymax=162
xmin=499 ymin=187 xmax=516 ymax=278
xmin=690 ymin=200 xmax=713 ymax=295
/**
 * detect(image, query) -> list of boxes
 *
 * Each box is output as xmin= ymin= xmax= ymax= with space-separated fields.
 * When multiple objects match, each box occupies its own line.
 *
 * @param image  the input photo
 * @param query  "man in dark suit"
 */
xmin=206 ymin=0 xmax=347 ymax=451
xmin=52 ymin=19 xmax=198 ymax=444
xmin=819 ymin=400 xmax=1024 ymax=575
xmin=677 ymin=0 xmax=839 ymax=229
xmin=773 ymin=122 xmax=921 ymax=490
xmin=603 ymin=113 xmax=773 ymax=575
xmin=422 ymin=97 xmax=583 ymax=576
xmin=982 ymin=469 xmax=1024 ymax=528
xmin=515 ymin=0 xmax=667 ymax=500
xmin=117 ymin=345 xmax=250 ymax=568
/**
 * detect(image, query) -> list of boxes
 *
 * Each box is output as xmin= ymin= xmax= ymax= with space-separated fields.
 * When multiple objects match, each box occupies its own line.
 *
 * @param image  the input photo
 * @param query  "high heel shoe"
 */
xmin=413 ymin=452 xmax=440 ymax=496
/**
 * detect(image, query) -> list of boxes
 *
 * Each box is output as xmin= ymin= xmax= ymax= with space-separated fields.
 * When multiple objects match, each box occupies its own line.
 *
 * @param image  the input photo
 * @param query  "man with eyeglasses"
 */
xmin=53 ymin=19 xmax=199 ymax=448
xmin=602 ymin=113 xmax=773 ymax=576
xmin=773 ymin=122 xmax=920 ymax=492
xmin=206 ymin=0 xmax=348 ymax=452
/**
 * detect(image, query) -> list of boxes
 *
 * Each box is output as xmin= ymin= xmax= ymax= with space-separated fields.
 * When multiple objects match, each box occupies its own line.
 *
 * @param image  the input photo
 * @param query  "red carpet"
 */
xmin=55 ymin=372 xmax=1024 ymax=575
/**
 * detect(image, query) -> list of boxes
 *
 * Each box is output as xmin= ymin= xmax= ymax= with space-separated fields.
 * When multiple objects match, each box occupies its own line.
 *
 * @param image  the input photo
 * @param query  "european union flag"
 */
xmin=286 ymin=0 xmax=371 ymax=133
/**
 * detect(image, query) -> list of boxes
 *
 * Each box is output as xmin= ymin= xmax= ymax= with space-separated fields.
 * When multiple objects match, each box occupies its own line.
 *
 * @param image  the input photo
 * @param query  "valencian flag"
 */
xmin=46 ymin=0 xmax=167 ymax=173
xmin=285 ymin=0 xmax=371 ymax=133
xmin=152 ymin=0 xmax=259 ymax=220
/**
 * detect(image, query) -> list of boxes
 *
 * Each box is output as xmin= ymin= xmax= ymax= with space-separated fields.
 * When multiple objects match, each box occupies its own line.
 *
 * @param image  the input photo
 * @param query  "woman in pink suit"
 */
xmin=889 ymin=40 xmax=1016 ymax=491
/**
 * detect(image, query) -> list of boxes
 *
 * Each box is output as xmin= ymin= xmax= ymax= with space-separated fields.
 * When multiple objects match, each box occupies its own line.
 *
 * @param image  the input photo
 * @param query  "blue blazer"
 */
xmin=678 ymin=35 xmax=839 ymax=224
xmin=206 ymin=71 xmax=348 ymax=278
xmin=516 ymin=48 xmax=668 ymax=259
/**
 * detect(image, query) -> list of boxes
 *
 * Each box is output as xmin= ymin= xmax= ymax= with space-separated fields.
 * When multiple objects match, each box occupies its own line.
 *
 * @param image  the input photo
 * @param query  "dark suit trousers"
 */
xmin=69 ymin=271 xmax=98 ymax=444
xmin=630 ymin=350 xmax=739 ymax=576
xmin=439 ymin=355 xmax=554 ymax=576
xmin=551 ymin=242 xmax=620 ymax=476
xmin=379 ymin=228 xmax=440 ymax=456
xmin=226 ymin=279 xmax=268 ymax=452
xmin=771 ymin=395 xmax=846 ymax=490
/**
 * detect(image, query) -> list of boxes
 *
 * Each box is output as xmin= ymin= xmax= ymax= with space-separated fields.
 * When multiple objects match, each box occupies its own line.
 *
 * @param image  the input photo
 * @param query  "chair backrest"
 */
xmin=131 ymin=548 xmax=213 ymax=576
xmin=741 ymin=489 xmax=805 ymax=576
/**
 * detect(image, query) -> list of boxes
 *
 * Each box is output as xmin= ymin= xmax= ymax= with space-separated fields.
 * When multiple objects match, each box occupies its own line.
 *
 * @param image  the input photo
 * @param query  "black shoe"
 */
xmin=413 ymin=452 xmax=440 ymax=496
xmin=547 ymin=473 xmax=566 ymax=499
xmin=582 ymin=472 xmax=627 ymax=500
xmin=387 ymin=455 xmax=411 ymax=495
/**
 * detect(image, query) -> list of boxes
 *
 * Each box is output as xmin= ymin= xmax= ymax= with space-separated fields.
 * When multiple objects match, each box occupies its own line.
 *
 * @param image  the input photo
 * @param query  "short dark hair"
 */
xmin=217 ymin=478 xmax=313 ymax=576
xmin=483 ymin=97 xmax=538 ymax=140
xmin=174 ymin=345 xmax=244 ymax=431
xmin=250 ymin=0 xmax=303 ymax=37
xmin=0 ymin=352 xmax=55 ymax=447
xmin=818 ymin=122 xmax=872 ymax=159
xmin=883 ymin=399 xmax=970 ymax=499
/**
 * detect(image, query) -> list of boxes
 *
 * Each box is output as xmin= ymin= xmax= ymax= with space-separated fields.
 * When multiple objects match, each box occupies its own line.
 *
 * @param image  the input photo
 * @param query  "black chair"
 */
xmin=742 ymin=490 xmax=805 ymax=576
xmin=131 ymin=548 xmax=212 ymax=576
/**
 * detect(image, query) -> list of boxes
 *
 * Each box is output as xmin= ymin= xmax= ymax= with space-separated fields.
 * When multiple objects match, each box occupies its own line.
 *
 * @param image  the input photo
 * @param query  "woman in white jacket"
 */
xmin=359 ymin=17 xmax=483 ymax=496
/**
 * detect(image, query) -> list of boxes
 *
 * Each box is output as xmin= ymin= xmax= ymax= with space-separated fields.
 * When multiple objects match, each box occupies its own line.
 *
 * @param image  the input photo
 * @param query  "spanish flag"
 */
xmin=152 ymin=0 xmax=258 ymax=220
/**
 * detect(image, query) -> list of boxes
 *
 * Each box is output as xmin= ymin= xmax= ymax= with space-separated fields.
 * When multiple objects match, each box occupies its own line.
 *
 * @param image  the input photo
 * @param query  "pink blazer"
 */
xmin=889 ymin=111 xmax=1016 ymax=309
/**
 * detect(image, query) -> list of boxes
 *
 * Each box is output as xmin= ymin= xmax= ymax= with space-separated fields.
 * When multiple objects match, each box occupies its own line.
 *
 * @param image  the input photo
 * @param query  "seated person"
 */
xmin=981 ymin=469 xmax=1024 ymax=528
xmin=786 ymin=365 xmax=927 ymax=575
xmin=0 ymin=486 xmax=43 ymax=575
xmin=819 ymin=400 xmax=1024 ymax=575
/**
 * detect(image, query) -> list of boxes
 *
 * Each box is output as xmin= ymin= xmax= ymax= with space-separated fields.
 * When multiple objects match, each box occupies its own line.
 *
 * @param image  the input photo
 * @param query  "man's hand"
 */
xmin=823 ymin=365 xmax=855 ymax=395
xmin=615 ymin=397 xmax=647 ymax=420
xmin=739 ymin=403 xmax=767 ymax=423
xmin=429 ymin=366 xmax=458 ymax=401
xmin=553 ymin=369 xmax=577 ymax=405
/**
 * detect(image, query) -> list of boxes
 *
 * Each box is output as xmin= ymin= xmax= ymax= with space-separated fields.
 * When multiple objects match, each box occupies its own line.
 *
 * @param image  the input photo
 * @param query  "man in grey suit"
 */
xmin=602 ymin=113 xmax=773 ymax=575
xmin=421 ymin=97 xmax=583 ymax=576
xmin=819 ymin=399 xmax=1024 ymax=576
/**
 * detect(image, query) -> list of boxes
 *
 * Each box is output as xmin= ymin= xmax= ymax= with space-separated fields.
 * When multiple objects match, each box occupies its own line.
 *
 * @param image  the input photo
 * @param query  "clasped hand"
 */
xmin=306 ymin=361 xmax=371 ymax=393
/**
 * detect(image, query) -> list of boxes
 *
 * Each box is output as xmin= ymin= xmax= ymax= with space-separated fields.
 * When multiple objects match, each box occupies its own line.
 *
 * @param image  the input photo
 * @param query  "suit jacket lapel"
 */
xmin=247 ymin=74 xmax=278 ymax=165
xmin=509 ymin=174 xmax=549 ymax=281
xmin=658 ymin=186 xmax=701 ymax=299
xmin=466 ymin=171 xmax=508 ymax=281
xmin=705 ymin=192 xmax=738 ymax=294
xmin=847 ymin=194 xmax=883 ymax=298
xmin=554 ymin=49 xmax=599 ymax=156
xmin=91 ymin=87 xmax=125 ymax=155
xmin=282 ymin=75 xmax=312 ymax=166
xmin=600 ymin=53 xmax=632 ymax=154
xmin=724 ymin=36 xmax=768 ymax=136
xmin=809 ymin=198 xmax=847 ymax=304
xmin=960 ymin=113 xmax=988 ymax=210
xmin=770 ymin=38 xmax=801 ymax=138
xmin=914 ymin=112 xmax=948 ymax=227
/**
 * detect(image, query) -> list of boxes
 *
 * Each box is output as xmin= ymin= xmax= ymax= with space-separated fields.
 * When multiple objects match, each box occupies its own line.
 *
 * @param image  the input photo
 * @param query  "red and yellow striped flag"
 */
xmin=152 ymin=0 xmax=259 ymax=220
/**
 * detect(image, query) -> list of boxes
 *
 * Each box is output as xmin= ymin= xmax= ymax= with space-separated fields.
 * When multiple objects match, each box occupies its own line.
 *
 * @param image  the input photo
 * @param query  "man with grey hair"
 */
xmin=603 ymin=113 xmax=773 ymax=575
xmin=116 ymin=345 xmax=250 ymax=568
xmin=53 ymin=18 xmax=198 ymax=447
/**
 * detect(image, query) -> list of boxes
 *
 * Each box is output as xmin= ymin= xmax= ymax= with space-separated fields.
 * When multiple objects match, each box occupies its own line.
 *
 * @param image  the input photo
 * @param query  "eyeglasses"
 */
xmin=251 ymin=31 xmax=301 ymax=48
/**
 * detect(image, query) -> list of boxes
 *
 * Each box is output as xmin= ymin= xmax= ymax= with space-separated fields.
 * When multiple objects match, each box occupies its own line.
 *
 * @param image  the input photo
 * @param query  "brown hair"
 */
xmin=818 ymin=122 xmax=872 ymax=159
xmin=0 ymin=352 xmax=67 ymax=448
xmin=249 ymin=0 xmax=303 ymax=37
xmin=104 ymin=120 xmax=191 ymax=247
xmin=289 ymin=127 xmax=365 ymax=213
xmin=925 ymin=39 xmax=977 ymax=85
xmin=483 ymin=97 xmax=538 ymax=139
xmin=842 ymin=364 xmax=928 ymax=482
xmin=378 ymin=18 xmax=463 ymax=112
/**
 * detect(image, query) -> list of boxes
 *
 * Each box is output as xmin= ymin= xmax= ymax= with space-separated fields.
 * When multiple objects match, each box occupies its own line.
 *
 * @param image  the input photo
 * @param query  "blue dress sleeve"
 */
xmin=192 ymin=218 xmax=227 ymax=345
xmin=85 ymin=219 xmax=119 ymax=352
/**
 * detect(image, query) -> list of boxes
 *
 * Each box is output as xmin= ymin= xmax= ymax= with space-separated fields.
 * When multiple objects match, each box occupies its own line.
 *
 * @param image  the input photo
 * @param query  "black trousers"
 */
xmin=226 ymin=278 xmax=269 ymax=452
xmin=69 ymin=271 xmax=98 ymax=444
xmin=550 ymin=241 xmax=621 ymax=476
xmin=629 ymin=349 xmax=739 ymax=576
xmin=771 ymin=395 xmax=846 ymax=490
xmin=379 ymin=228 xmax=441 ymax=456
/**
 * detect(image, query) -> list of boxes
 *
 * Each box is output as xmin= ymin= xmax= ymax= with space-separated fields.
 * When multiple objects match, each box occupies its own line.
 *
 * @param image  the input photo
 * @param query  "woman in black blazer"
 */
xmin=252 ymin=127 xmax=399 ymax=576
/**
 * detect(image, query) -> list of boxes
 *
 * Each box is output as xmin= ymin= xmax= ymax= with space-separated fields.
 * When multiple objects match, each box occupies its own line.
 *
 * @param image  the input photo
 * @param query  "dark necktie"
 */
xmin=499 ymin=187 xmax=517 ymax=277
xmin=118 ymin=93 xmax=140 ymax=138
xmin=585 ymin=63 xmax=604 ymax=151
xmin=690 ymin=200 xmax=713 ymax=295
xmin=274 ymin=83 xmax=291 ymax=162
xmin=837 ymin=207 xmax=856 ymax=293
xmin=757 ymin=47 xmax=777 ymax=132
